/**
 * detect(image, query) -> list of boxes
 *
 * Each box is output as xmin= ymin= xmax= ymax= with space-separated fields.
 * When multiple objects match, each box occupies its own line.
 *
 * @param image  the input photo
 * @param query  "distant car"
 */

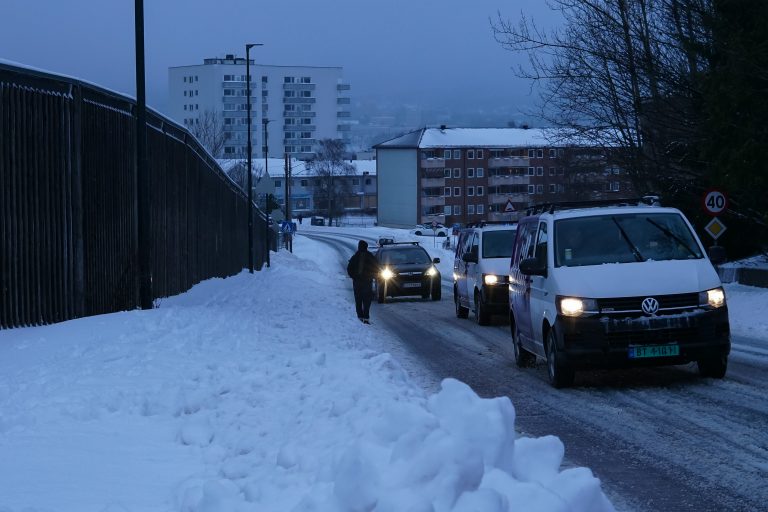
xmin=410 ymin=223 xmax=448 ymax=237
xmin=377 ymin=234 xmax=396 ymax=247
xmin=374 ymin=242 xmax=442 ymax=303
xmin=310 ymin=216 xmax=325 ymax=226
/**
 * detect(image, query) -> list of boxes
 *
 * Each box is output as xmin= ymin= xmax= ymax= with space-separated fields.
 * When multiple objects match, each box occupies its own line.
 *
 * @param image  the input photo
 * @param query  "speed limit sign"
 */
xmin=702 ymin=190 xmax=727 ymax=216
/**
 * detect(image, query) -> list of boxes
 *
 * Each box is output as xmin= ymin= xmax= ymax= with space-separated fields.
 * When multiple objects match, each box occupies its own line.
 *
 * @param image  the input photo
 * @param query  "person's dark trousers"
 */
xmin=353 ymin=279 xmax=373 ymax=321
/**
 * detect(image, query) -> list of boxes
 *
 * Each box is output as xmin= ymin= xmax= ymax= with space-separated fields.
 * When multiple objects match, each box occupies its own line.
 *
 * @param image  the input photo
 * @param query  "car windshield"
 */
xmin=379 ymin=248 xmax=431 ymax=265
xmin=482 ymin=229 xmax=517 ymax=258
xmin=554 ymin=212 xmax=703 ymax=267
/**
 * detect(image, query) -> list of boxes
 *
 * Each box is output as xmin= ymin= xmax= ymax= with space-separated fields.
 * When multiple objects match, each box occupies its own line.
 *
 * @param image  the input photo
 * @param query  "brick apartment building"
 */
xmin=374 ymin=127 xmax=633 ymax=228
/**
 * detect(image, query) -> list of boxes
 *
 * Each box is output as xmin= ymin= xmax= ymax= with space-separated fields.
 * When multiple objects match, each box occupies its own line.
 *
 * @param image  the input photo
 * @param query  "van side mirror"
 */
xmin=707 ymin=245 xmax=726 ymax=265
xmin=519 ymin=257 xmax=547 ymax=277
xmin=433 ymin=257 xmax=441 ymax=264
xmin=462 ymin=252 xmax=478 ymax=264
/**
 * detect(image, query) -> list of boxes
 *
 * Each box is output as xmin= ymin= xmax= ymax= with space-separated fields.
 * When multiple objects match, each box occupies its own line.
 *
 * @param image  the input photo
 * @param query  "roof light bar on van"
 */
xmin=525 ymin=196 xmax=662 ymax=216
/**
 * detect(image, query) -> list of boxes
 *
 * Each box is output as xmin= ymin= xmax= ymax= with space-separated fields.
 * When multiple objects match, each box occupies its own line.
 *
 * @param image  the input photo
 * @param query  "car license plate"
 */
xmin=628 ymin=344 xmax=680 ymax=359
xmin=403 ymin=282 xmax=421 ymax=288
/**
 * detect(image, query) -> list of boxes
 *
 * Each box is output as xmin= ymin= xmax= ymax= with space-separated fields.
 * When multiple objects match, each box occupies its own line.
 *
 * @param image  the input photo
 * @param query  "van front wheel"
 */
xmin=546 ymin=328 xmax=574 ymax=388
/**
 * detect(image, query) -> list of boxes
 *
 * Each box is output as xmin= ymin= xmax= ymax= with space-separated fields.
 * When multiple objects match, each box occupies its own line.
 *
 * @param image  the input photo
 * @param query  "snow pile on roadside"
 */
xmin=0 ymin=239 xmax=614 ymax=512
xmin=724 ymin=282 xmax=768 ymax=338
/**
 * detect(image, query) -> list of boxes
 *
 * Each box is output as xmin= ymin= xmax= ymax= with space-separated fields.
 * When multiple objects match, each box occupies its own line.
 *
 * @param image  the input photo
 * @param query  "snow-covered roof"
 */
xmin=375 ymin=127 xmax=613 ymax=149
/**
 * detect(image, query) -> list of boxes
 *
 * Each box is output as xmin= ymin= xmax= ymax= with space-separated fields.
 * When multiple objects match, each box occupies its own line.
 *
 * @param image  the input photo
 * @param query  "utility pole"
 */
xmin=263 ymin=118 xmax=270 ymax=267
xmin=284 ymin=153 xmax=291 ymax=221
xmin=245 ymin=43 xmax=262 ymax=272
xmin=134 ymin=0 xmax=152 ymax=309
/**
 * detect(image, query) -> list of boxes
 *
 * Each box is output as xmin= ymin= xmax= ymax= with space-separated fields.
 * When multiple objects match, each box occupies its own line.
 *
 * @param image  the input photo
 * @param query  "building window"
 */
xmin=467 ymin=168 xmax=475 ymax=178
xmin=537 ymin=167 xmax=543 ymax=176
xmin=537 ymin=184 xmax=544 ymax=194
xmin=476 ymin=149 xmax=484 ymax=159
xmin=558 ymin=167 xmax=565 ymax=175
xmin=528 ymin=167 xmax=535 ymax=176
xmin=549 ymin=167 xmax=556 ymax=176
xmin=550 ymin=184 xmax=556 ymax=193
xmin=453 ymin=168 xmax=461 ymax=178
xmin=453 ymin=205 xmax=462 ymax=215
xmin=549 ymin=149 xmax=556 ymax=158
xmin=301 ymin=132 xmax=311 ymax=139
xmin=467 ymin=186 xmax=475 ymax=196
xmin=444 ymin=187 xmax=451 ymax=197
xmin=537 ymin=149 xmax=544 ymax=158
xmin=453 ymin=149 xmax=461 ymax=159
xmin=453 ymin=187 xmax=461 ymax=196
xmin=262 ymin=76 xmax=268 ymax=83
xmin=301 ymin=118 xmax=311 ymax=124
xmin=183 ymin=105 xmax=187 ymax=110
xmin=352 ymin=178 xmax=359 ymax=185
xmin=477 ymin=204 xmax=485 ymax=214
xmin=301 ymin=90 xmax=312 ymax=98
xmin=468 ymin=204 xmax=475 ymax=214
xmin=444 ymin=149 xmax=451 ymax=159
xmin=528 ymin=149 xmax=535 ymax=158
xmin=477 ymin=186 xmax=484 ymax=196
xmin=284 ymin=90 xmax=295 ymax=98
xmin=467 ymin=149 xmax=475 ymax=159
xmin=528 ymin=185 xmax=535 ymax=194
xmin=275 ymin=180 xmax=282 ymax=187
xmin=195 ymin=76 xmax=198 ymax=82
xmin=301 ymin=76 xmax=311 ymax=84
xmin=444 ymin=205 xmax=452 ymax=215
xmin=476 ymin=167 xmax=484 ymax=177
xmin=183 ymin=91 xmax=187 ymax=97
xmin=224 ymin=146 xmax=235 ymax=155
xmin=613 ymin=168 xmax=621 ymax=175
xmin=444 ymin=168 xmax=451 ymax=178
xmin=183 ymin=77 xmax=187 ymax=83
xmin=300 ymin=179 xmax=308 ymax=187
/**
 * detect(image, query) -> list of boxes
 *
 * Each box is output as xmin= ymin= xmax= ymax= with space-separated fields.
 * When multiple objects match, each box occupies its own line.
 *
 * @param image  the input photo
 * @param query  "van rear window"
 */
xmin=555 ymin=213 xmax=703 ymax=267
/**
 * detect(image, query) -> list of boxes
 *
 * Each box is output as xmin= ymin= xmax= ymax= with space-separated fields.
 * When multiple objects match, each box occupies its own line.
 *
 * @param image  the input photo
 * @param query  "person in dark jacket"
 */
xmin=347 ymin=240 xmax=380 ymax=324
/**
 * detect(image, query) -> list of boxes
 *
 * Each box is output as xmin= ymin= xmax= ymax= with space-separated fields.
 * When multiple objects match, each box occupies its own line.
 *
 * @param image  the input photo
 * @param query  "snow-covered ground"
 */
xmin=1 ymin=225 xmax=764 ymax=512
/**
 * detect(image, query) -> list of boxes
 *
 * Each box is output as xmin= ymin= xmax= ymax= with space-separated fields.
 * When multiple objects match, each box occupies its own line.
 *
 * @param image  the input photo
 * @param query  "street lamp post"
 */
xmin=246 ymin=43 xmax=263 ymax=273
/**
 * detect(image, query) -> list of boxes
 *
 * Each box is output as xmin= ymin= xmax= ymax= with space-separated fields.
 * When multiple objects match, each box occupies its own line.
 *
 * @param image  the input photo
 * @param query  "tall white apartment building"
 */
xmin=168 ymin=55 xmax=353 ymax=159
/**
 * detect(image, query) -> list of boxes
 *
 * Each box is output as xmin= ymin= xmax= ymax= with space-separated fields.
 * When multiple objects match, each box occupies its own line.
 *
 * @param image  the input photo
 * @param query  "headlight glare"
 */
xmin=483 ymin=274 xmax=499 ymax=285
xmin=426 ymin=266 xmax=438 ymax=277
xmin=700 ymin=287 xmax=725 ymax=308
xmin=558 ymin=297 xmax=598 ymax=317
xmin=381 ymin=268 xmax=394 ymax=280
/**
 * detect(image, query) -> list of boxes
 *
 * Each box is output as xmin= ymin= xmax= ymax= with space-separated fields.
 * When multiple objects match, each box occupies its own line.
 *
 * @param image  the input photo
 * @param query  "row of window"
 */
xmin=284 ymin=90 xmax=313 ymax=98
xmin=183 ymin=90 xmax=199 ymax=97
xmin=284 ymin=146 xmax=314 ymax=154
xmin=274 ymin=178 xmax=372 ymax=187
xmin=183 ymin=118 xmax=199 ymax=126
xmin=443 ymin=204 xmax=485 ymax=216
xmin=426 ymin=184 xmax=576 ymax=198
xmin=442 ymin=186 xmax=485 ymax=197
xmin=285 ymin=104 xmax=313 ymax=112
xmin=183 ymin=104 xmax=199 ymax=111
xmin=284 ymin=118 xmax=313 ymax=125
xmin=284 ymin=76 xmax=312 ymax=84
xmin=428 ymin=148 xmax=568 ymax=161
xmin=182 ymin=76 xmax=199 ymax=83
xmin=443 ymin=168 xmax=485 ymax=178
xmin=284 ymin=132 xmax=313 ymax=139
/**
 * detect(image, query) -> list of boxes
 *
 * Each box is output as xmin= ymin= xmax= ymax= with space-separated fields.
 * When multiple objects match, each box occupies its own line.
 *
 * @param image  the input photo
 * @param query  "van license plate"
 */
xmin=403 ymin=282 xmax=421 ymax=288
xmin=628 ymin=344 xmax=680 ymax=359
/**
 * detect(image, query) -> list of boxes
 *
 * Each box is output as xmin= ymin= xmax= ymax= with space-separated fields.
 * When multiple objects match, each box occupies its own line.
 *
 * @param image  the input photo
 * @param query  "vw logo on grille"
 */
xmin=641 ymin=297 xmax=659 ymax=315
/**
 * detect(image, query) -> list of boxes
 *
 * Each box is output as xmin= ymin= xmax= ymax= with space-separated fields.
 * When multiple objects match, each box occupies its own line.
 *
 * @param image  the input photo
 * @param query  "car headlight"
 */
xmin=699 ymin=287 xmax=726 ymax=308
xmin=483 ymin=274 xmax=499 ymax=285
xmin=426 ymin=266 xmax=438 ymax=277
xmin=380 ymin=267 xmax=394 ymax=280
xmin=557 ymin=296 xmax=598 ymax=317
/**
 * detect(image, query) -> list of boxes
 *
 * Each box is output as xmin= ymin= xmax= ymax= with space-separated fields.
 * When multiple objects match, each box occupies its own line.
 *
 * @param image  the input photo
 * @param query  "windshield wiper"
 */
xmin=612 ymin=216 xmax=645 ymax=262
xmin=645 ymin=218 xmax=699 ymax=258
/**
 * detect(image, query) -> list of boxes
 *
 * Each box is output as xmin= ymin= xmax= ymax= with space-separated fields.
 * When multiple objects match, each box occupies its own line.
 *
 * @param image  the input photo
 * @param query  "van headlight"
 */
xmin=425 ymin=266 xmax=438 ymax=277
xmin=699 ymin=287 xmax=725 ymax=308
xmin=557 ymin=296 xmax=598 ymax=317
xmin=484 ymin=274 xmax=499 ymax=285
xmin=380 ymin=267 xmax=394 ymax=280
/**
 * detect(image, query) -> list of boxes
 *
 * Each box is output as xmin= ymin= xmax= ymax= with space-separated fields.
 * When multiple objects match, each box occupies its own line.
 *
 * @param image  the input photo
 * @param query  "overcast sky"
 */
xmin=2 ymin=0 xmax=556 ymax=116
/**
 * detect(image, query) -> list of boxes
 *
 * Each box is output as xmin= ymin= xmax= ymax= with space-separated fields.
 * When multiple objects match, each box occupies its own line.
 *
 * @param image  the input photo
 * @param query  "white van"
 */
xmin=508 ymin=199 xmax=730 ymax=388
xmin=453 ymin=222 xmax=518 ymax=325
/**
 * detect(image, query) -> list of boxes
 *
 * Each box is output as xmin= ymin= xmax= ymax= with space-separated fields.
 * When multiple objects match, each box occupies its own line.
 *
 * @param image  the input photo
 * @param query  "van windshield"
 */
xmin=482 ymin=229 xmax=517 ymax=258
xmin=554 ymin=213 xmax=703 ymax=267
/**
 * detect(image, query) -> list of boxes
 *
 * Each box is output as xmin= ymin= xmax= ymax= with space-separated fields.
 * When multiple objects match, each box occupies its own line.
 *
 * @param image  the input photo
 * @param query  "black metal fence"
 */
xmin=1 ymin=62 xmax=269 ymax=329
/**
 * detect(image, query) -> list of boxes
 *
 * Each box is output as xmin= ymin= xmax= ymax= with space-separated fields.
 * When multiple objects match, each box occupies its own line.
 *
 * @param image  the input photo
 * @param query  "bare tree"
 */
xmin=189 ymin=109 xmax=228 ymax=158
xmin=491 ymin=0 xmax=712 ymax=197
xmin=306 ymin=139 xmax=355 ymax=225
